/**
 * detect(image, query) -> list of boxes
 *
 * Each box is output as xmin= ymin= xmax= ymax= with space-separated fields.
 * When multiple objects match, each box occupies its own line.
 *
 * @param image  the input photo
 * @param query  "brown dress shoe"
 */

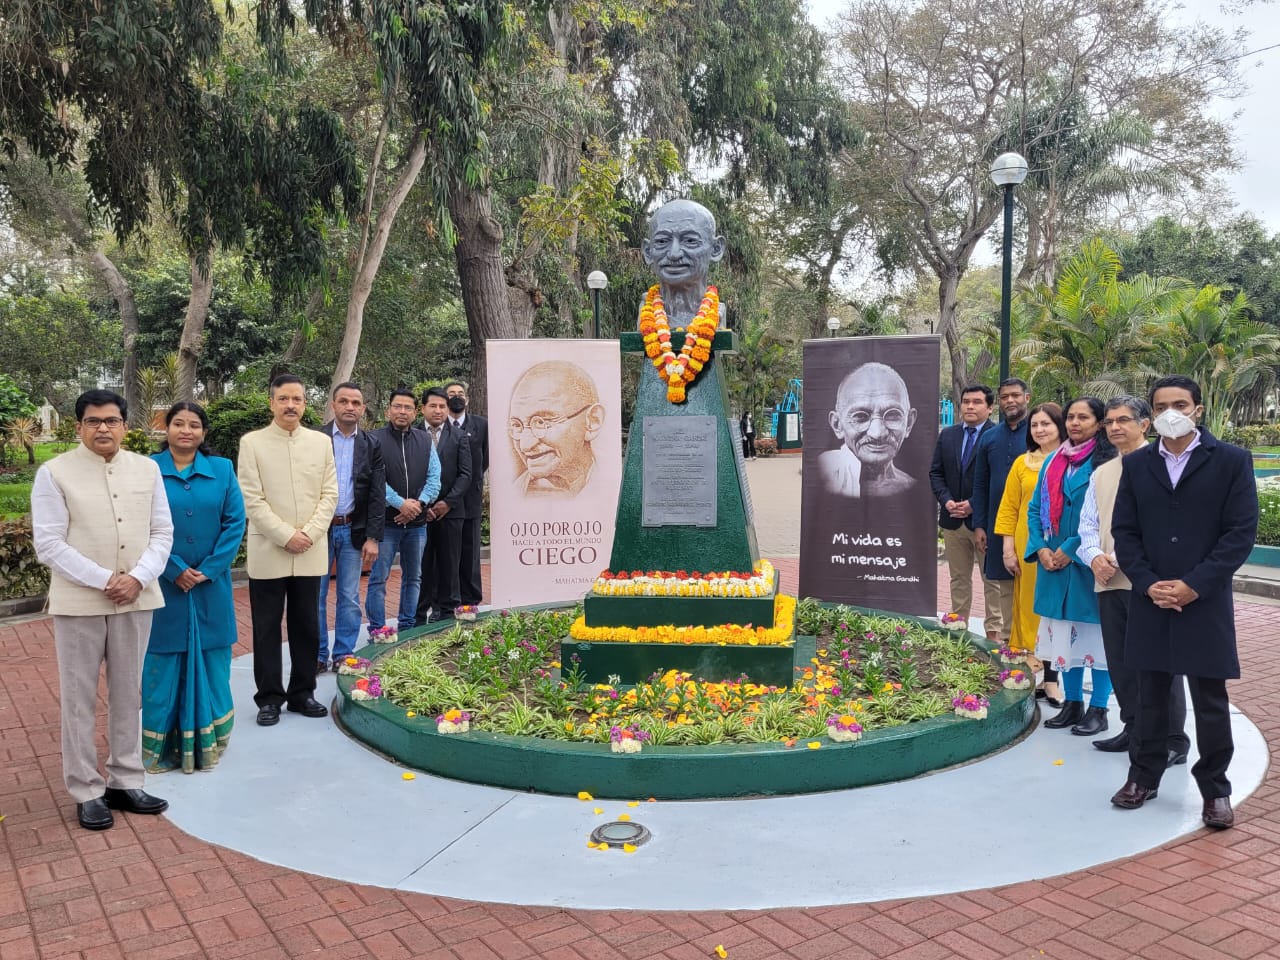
xmin=1202 ymin=797 xmax=1234 ymax=829
xmin=1111 ymin=781 xmax=1158 ymax=809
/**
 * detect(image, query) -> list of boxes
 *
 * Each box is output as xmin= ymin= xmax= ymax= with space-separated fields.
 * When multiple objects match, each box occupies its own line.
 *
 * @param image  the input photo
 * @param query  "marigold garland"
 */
xmin=569 ymin=593 xmax=796 ymax=647
xmin=638 ymin=283 xmax=719 ymax=403
xmin=592 ymin=560 xmax=776 ymax=598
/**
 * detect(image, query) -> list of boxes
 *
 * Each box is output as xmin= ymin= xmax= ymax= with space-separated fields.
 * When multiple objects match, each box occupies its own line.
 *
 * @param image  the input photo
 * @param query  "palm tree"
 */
xmin=727 ymin=313 xmax=795 ymax=422
xmin=5 ymin=417 xmax=41 ymax=465
xmin=1018 ymin=239 xmax=1189 ymax=401
xmin=1148 ymin=286 xmax=1280 ymax=434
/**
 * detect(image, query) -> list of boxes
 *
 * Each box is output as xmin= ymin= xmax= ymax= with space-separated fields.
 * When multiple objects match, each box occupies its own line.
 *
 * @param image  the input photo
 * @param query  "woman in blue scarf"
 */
xmin=1026 ymin=397 xmax=1113 ymax=736
xmin=141 ymin=402 xmax=246 ymax=772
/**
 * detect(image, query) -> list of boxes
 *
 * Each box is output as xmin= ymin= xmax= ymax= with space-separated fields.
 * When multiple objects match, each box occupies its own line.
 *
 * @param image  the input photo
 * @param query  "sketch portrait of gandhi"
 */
xmin=508 ymin=360 xmax=606 ymax=498
xmin=817 ymin=362 xmax=919 ymax=498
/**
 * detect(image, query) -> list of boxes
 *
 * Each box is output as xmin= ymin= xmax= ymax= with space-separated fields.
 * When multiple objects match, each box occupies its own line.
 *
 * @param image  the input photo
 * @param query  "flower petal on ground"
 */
xmin=577 ymin=791 xmax=594 ymax=801
xmin=402 ymin=772 xmax=416 ymax=780
xmin=622 ymin=843 xmax=638 ymax=854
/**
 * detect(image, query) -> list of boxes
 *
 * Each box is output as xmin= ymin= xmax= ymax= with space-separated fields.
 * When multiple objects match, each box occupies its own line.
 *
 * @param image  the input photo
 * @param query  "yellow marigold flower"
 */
xmin=622 ymin=843 xmax=638 ymax=854
xmin=618 ymin=813 xmax=631 ymax=822
xmin=577 ymin=791 xmax=594 ymax=801
xmin=402 ymin=772 xmax=416 ymax=780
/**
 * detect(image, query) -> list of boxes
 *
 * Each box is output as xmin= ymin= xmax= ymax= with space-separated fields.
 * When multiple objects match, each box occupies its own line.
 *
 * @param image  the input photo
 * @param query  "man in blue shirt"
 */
xmin=317 ymin=383 xmax=385 ymax=670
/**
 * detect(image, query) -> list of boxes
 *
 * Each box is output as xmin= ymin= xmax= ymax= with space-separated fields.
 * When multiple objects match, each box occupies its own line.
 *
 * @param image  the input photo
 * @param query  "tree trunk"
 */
xmin=176 ymin=255 xmax=213 ymax=402
xmin=448 ymin=182 xmax=521 ymax=416
xmin=88 ymin=250 xmax=142 ymax=426
xmin=329 ymin=129 xmax=429 ymax=397
xmin=936 ymin=269 xmax=968 ymax=402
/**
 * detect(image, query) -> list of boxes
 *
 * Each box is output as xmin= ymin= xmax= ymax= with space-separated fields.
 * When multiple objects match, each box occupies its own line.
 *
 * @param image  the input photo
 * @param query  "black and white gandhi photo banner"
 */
xmin=798 ymin=335 xmax=940 ymax=616
xmin=487 ymin=340 xmax=622 ymax=608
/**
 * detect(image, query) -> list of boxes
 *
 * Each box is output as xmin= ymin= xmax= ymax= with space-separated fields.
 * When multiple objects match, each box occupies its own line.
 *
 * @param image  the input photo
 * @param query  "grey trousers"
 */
xmin=53 ymin=611 xmax=152 ymax=803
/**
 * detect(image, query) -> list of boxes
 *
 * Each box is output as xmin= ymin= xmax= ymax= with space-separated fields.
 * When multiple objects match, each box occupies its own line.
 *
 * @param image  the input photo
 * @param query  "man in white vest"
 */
xmin=32 ymin=389 xmax=174 ymax=830
xmin=238 ymin=374 xmax=338 ymax=726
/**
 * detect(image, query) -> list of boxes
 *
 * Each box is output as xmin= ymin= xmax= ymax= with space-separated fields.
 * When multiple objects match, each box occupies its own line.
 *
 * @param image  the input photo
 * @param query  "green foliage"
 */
xmin=372 ymin=604 xmax=998 ymax=744
xmin=0 ymin=517 xmax=49 ymax=598
xmin=120 ymin=430 xmax=153 ymax=455
xmin=0 ymin=278 xmax=118 ymax=405
xmin=0 ymin=375 xmax=38 ymax=427
xmin=754 ymin=437 xmax=778 ymax=458
xmin=0 ymin=484 xmax=33 ymax=517
xmin=2 ymin=0 xmax=361 ymax=293
xmin=1222 ymin=426 xmax=1280 ymax=449
xmin=52 ymin=420 xmax=77 ymax=448
xmin=205 ymin=391 xmax=319 ymax=466
xmin=1257 ymin=491 xmax=1280 ymax=548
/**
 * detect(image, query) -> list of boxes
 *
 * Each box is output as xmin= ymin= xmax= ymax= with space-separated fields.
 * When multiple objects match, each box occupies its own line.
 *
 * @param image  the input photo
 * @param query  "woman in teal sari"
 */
xmin=142 ymin=402 xmax=246 ymax=772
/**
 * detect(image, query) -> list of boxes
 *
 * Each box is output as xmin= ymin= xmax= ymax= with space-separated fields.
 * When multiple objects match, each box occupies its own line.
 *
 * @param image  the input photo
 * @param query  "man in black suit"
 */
xmin=445 ymin=381 xmax=488 ymax=610
xmin=416 ymin=388 xmax=473 ymax=625
xmin=1110 ymin=375 xmax=1258 ymax=829
xmin=929 ymin=384 xmax=1002 ymax=636
xmin=317 ymin=383 xmax=385 ymax=669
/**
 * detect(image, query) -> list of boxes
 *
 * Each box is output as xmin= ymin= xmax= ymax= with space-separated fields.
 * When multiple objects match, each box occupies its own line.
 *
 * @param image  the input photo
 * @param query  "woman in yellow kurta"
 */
xmin=994 ymin=403 xmax=1066 ymax=698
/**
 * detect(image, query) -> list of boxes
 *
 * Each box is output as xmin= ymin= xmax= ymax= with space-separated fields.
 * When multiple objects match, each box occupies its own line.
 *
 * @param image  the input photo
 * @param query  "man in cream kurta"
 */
xmin=32 ymin=390 xmax=174 ymax=831
xmin=237 ymin=374 xmax=338 ymax=726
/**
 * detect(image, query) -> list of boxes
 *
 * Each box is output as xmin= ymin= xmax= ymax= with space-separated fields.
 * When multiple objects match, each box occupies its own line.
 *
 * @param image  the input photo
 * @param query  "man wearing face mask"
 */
xmin=444 ymin=381 xmax=488 ymax=612
xmin=1110 ymin=375 xmax=1257 ymax=829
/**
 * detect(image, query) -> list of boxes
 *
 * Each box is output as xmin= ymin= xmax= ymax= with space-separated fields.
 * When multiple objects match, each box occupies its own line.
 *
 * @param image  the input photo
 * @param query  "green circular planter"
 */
xmin=335 ymin=611 xmax=1035 ymax=800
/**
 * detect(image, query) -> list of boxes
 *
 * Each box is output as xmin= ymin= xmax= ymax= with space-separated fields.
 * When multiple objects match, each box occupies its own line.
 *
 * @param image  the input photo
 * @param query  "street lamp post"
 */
xmin=990 ymin=151 xmax=1028 ymax=385
xmin=826 ymin=316 xmax=841 ymax=338
xmin=586 ymin=270 xmax=609 ymax=338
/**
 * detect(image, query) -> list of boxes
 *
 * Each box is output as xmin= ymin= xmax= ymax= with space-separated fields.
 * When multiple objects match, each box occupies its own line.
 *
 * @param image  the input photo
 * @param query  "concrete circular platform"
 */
xmin=153 ymin=638 xmax=1268 ymax=911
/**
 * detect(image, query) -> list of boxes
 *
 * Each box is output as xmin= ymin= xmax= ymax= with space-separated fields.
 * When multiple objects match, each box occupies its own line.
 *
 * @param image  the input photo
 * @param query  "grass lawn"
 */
xmin=0 ymin=442 xmax=69 ymax=518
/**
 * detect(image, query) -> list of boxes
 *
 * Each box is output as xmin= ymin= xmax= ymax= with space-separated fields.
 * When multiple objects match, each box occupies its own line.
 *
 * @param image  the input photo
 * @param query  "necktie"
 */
xmin=961 ymin=426 xmax=977 ymax=468
xmin=430 ymin=426 xmax=440 ymax=449
xmin=452 ymin=419 xmax=461 ymax=429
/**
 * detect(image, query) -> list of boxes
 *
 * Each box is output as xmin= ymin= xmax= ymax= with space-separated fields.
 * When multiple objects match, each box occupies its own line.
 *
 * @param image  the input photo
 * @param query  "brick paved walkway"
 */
xmin=3 ymin=561 xmax=1278 ymax=960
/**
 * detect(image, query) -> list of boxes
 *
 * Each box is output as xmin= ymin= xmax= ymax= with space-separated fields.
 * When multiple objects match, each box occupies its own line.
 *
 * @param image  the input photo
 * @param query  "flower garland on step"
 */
xmin=639 ymin=284 xmax=719 ymax=403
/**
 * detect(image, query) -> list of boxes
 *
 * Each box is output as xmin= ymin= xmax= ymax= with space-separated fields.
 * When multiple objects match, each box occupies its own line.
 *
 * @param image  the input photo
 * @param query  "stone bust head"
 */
xmin=641 ymin=199 xmax=726 ymax=327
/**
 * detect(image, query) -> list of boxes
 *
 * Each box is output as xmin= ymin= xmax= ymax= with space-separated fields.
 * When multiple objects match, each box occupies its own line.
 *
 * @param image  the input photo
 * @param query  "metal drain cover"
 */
xmin=590 ymin=820 xmax=651 ymax=848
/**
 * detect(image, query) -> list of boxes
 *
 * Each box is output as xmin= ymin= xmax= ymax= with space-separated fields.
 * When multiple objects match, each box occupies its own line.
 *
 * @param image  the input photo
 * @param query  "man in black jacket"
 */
xmin=368 ymin=389 xmax=440 ymax=631
xmin=317 ymin=383 xmax=385 ymax=669
xmin=929 ymin=384 xmax=1001 ymax=636
xmin=416 ymin=388 xmax=473 ymax=624
xmin=445 ymin=381 xmax=488 ymax=610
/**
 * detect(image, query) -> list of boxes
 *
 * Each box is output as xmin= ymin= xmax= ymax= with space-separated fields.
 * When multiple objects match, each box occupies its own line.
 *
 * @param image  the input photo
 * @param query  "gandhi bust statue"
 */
xmin=641 ymin=199 xmax=727 ymax=327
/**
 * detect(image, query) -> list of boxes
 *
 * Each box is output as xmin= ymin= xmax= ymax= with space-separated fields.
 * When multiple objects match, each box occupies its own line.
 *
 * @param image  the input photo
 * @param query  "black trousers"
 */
xmin=416 ymin=513 xmax=464 ymax=621
xmin=1130 ymin=671 xmax=1233 ymax=799
xmin=459 ymin=514 xmax=483 ymax=606
xmin=741 ymin=434 xmax=756 ymax=458
xmin=1098 ymin=590 xmax=1189 ymax=753
xmin=249 ymin=575 xmax=321 ymax=708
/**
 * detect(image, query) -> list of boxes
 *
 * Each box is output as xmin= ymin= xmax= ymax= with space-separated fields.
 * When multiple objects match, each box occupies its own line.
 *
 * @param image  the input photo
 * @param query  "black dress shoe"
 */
xmin=104 ymin=787 xmax=168 ymax=815
xmin=287 ymin=697 xmax=328 ymax=718
xmin=1071 ymin=706 xmax=1109 ymax=736
xmin=1043 ymin=700 xmax=1084 ymax=729
xmin=1093 ymin=730 xmax=1130 ymax=752
xmin=316 ymin=660 xmax=330 ymax=673
xmin=257 ymin=704 xmax=280 ymax=726
xmin=1202 ymin=796 xmax=1234 ymax=829
xmin=1111 ymin=781 xmax=1158 ymax=808
xmin=1167 ymin=748 xmax=1189 ymax=767
xmin=427 ymin=610 xmax=455 ymax=624
xmin=76 ymin=797 xmax=113 ymax=831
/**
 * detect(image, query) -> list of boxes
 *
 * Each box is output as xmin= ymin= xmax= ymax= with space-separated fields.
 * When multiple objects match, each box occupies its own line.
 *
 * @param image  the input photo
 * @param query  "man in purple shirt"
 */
xmin=1110 ymin=375 xmax=1257 ymax=829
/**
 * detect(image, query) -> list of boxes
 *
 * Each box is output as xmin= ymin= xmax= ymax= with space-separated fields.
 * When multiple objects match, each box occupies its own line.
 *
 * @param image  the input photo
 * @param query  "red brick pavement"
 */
xmin=3 ymin=560 xmax=1279 ymax=960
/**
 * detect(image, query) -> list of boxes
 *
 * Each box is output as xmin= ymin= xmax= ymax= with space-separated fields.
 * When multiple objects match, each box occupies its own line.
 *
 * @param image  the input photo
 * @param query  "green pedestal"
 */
xmin=568 ymin=629 xmax=797 ymax=687
xmin=608 ymin=331 xmax=759 ymax=574
xmin=583 ymin=591 xmax=777 ymax=628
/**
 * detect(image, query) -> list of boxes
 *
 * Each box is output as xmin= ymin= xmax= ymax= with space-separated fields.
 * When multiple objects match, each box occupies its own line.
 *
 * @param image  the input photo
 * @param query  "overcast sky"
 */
xmin=804 ymin=0 xmax=1280 ymax=235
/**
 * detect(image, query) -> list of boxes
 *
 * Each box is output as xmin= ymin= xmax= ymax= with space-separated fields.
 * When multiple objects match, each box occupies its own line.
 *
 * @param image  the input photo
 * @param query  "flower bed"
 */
xmin=362 ymin=599 xmax=998 ymax=746
xmin=591 ymin=561 xmax=776 ymax=598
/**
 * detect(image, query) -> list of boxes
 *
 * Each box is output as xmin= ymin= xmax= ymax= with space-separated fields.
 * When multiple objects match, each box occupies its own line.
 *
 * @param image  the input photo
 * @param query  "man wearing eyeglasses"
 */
xmin=818 ymin=362 xmax=920 ymax=498
xmin=32 ymin=389 xmax=174 ymax=830
xmin=508 ymin=360 xmax=606 ymax=498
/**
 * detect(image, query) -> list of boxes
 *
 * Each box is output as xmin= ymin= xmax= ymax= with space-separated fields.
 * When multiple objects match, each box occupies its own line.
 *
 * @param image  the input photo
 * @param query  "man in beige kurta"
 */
xmin=237 ymin=374 xmax=338 ymax=726
xmin=32 ymin=390 xmax=174 ymax=830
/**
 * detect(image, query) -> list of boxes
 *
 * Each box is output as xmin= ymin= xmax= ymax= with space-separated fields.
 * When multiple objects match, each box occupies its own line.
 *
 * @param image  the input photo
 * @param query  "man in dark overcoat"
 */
xmin=1110 ymin=375 xmax=1258 ymax=829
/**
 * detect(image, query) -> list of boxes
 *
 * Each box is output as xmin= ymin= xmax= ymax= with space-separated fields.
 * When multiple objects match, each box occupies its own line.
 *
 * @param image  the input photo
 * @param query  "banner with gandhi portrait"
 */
xmin=487 ymin=340 xmax=622 ymax=608
xmin=799 ymin=336 xmax=940 ymax=616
